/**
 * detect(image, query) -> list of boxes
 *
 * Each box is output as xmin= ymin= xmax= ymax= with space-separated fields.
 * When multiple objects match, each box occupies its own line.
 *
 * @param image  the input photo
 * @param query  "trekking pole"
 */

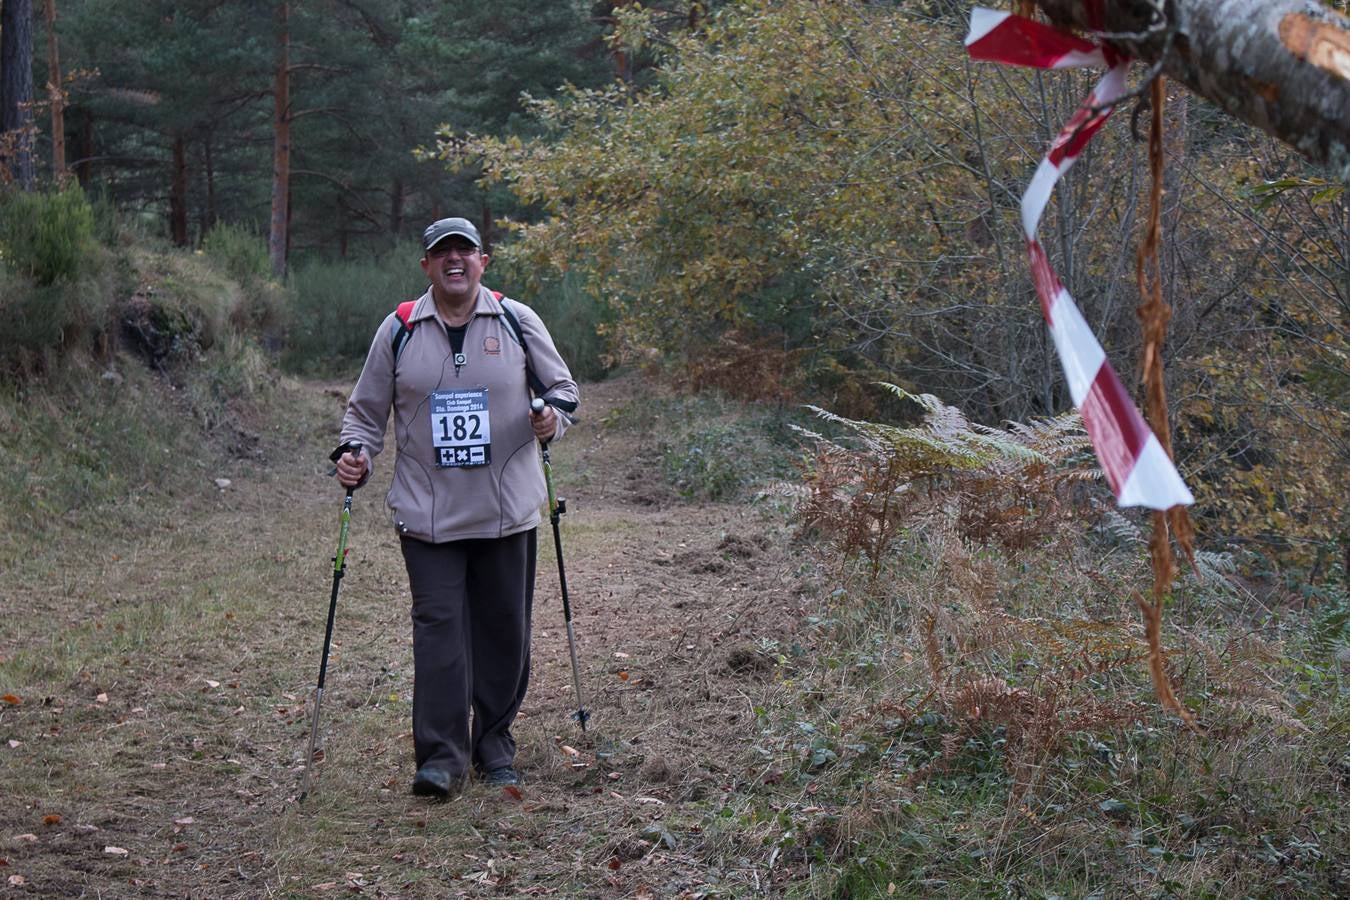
xmin=532 ymin=398 xmax=590 ymax=731
xmin=300 ymin=441 xmax=362 ymax=800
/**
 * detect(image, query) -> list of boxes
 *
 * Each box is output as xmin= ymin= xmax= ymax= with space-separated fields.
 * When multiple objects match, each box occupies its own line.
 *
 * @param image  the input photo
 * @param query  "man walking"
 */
xmin=334 ymin=217 xmax=578 ymax=797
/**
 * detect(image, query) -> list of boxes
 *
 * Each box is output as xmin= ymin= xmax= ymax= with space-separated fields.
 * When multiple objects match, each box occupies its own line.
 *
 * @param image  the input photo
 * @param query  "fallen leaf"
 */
xmin=6 ymin=740 xmax=19 ymax=749
xmin=172 ymin=843 xmax=188 ymax=853
xmin=560 ymin=745 xmax=580 ymax=757
xmin=1 ymin=695 xmax=20 ymax=705
xmin=502 ymin=785 xmax=523 ymax=802
xmin=8 ymin=875 xmax=25 ymax=887
xmin=617 ymin=671 xmax=630 ymax=681
xmin=42 ymin=815 xmax=61 ymax=826
xmin=104 ymin=846 xmax=128 ymax=855
xmin=174 ymin=817 xmax=195 ymax=826
xmin=311 ymin=882 xmax=338 ymax=891
xmin=96 ymin=693 xmax=108 ymax=704
xmin=204 ymin=680 xmax=220 ymax=689
xmin=608 ymin=857 xmax=621 ymax=870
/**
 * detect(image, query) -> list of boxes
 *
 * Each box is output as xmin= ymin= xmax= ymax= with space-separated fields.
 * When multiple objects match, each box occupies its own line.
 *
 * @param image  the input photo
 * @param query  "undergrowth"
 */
xmin=602 ymin=387 xmax=810 ymax=502
xmin=730 ymin=385 xmax=1350 ymax=897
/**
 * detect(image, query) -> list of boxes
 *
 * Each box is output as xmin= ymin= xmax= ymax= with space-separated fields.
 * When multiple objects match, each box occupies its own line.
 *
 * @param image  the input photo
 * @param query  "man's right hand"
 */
xmin=335 ymin=451 xmax=368 ymax=488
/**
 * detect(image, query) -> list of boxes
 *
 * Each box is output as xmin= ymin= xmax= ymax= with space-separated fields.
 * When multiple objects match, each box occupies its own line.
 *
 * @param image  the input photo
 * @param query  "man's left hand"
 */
xmin=530 ymin=403 xmax=557 ymax=441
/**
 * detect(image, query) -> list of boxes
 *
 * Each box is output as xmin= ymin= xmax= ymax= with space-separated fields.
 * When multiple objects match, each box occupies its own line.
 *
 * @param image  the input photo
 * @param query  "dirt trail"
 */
xmin=2 ymin=373 xmax=815 ymax=897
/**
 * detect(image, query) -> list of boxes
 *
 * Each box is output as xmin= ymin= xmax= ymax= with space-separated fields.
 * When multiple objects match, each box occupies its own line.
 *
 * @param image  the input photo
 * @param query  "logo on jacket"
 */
xmin=483 ymin=335 xmax=502 ymax=356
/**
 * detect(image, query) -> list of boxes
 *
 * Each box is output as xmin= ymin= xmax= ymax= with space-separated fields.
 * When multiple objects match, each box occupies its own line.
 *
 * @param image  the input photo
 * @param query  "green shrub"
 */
xmin=202 ymin=222 xmax=269 ymax=285
xmin=619 ymin=391 xmax=805 ymax=501
xmin=0 ymin=188 xmax=122 ymax=374
xmin=489 ymin=254 xmax=614 ymax=382
xmin=0 ymin=187 xmax=96 ymax=285
xmin=282 ymin=245 xmax=425 ymax=374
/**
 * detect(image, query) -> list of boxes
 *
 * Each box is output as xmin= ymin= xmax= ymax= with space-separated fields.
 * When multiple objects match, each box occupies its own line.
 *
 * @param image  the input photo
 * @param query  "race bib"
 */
xmin=429 ymin=389 xmax=492 ymax=468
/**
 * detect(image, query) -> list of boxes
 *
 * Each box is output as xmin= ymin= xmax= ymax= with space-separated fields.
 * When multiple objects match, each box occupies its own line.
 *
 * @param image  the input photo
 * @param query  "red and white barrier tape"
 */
xmin=965 ymin=8 xmax=1192 ymax=510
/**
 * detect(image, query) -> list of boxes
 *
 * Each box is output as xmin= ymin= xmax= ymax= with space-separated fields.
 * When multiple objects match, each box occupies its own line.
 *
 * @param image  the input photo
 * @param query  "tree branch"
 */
xmin=1033 ymin=0 xmax=1350 ymax=178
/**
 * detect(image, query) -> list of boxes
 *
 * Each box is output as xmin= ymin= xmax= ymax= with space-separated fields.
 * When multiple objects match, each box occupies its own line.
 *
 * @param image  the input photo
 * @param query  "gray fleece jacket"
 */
xmin=340 ymin=285 xmax=578 ymax=543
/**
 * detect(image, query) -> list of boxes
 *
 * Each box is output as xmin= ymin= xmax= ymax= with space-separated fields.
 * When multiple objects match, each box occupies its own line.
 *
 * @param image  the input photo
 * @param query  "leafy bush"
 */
xmin=488 ymin=253 xmax=613 ymax=382
xmin=631 ymin=391 xmax=804 ymax=501
xmin=0 ymin=188 xmax=123 ymax=375
xmin=0 ymin=187 xmax=96 ymax=285
xmin=282 ymin=245 xmax=425 ymax=373
xmin=202 ymin=222 xmax=269 ymax=285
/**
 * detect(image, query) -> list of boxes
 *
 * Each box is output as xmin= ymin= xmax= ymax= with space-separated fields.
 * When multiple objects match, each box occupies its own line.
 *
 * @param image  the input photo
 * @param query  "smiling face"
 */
xmin=421 ymin=236 xmax=489 ymax=308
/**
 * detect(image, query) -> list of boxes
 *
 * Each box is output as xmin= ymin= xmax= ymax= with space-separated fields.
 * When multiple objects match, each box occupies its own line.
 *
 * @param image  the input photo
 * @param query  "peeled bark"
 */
xmin=1033 ymin=0 xmax=1350 ymax=177
xmin=268 ymin=0 xmax=291 ymax=278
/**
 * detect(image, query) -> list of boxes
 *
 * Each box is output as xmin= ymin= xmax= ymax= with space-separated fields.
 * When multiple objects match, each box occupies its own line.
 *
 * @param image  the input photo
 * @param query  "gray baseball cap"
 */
xmin=422 ymin=217 xmax=482 ymax=251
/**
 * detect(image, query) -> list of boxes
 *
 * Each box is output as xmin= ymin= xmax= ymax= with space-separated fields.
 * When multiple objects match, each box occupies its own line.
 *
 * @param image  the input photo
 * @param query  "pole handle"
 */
xmin=328 ymin=441 xmax=364 ymax=481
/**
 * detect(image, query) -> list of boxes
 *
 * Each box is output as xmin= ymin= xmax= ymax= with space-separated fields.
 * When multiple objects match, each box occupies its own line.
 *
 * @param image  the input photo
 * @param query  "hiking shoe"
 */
xmin=482 ymin=766 xmax=521 ymax=786
xmin=412 ymin=767 xmax=457 ymax=798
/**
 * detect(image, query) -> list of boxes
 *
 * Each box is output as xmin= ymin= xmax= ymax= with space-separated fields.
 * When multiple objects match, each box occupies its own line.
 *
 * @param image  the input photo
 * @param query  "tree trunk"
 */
xmin=170 ymin=134 xmax=188 ymax=246
xmin=43 ymin=0 xmax=65 ymax=184
xmin=1 ymin=0 xmax=36 ymax=189
xmin=1032 ymin=0 xmax=1350 ymax=177
xmin=203 ymin=134 xmax=216 ymax=231
xmin=268 ymin=0 xmax=291 ymax=278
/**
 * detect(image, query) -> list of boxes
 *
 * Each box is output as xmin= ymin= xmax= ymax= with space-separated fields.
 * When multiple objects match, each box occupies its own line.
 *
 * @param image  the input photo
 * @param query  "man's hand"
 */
xmin=335 ymin=450 xmax=368 ymax=487
xmin=530 ymin=404 xmax=557 ymax=442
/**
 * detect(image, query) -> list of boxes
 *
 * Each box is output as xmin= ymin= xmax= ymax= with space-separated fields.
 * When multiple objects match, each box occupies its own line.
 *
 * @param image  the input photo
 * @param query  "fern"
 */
xmin=798 ymin=383 xmax=1101 ymax=564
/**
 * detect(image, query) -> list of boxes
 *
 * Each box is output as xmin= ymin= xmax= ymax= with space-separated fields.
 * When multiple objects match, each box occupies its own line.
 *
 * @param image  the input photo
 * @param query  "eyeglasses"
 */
xmin=428 ymin=242 xmax=480 ymax=258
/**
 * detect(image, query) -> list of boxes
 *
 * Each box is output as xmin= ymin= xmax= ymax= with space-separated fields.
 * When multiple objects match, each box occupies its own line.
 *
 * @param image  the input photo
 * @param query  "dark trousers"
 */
xmin=399 ymin=529 xmax=536 ymax=776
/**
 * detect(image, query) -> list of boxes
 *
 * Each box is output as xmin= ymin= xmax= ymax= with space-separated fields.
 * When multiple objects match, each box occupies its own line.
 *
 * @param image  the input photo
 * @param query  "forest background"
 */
xmin=0 ymin=0 xmax=1346 ymax=895
xmin=2 ymin=0 xmax=1344 ymax=574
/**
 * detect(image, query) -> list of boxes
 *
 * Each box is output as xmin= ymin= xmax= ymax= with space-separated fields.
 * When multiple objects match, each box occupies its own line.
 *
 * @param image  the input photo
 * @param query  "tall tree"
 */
xmin=268 ymin=0 xmax=291 ymax=276
xmin=1 ymin=0 xmax=36 ymax=188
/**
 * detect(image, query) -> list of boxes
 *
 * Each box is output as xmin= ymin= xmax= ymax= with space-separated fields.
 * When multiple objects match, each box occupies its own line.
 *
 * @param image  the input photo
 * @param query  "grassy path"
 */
xmin=1 ymin=374 xmax=810 ymax=897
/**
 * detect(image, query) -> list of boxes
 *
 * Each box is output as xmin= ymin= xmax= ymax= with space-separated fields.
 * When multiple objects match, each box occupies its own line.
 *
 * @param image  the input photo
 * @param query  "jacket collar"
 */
xmin=409 ymin=284 xmax=503 ymax=324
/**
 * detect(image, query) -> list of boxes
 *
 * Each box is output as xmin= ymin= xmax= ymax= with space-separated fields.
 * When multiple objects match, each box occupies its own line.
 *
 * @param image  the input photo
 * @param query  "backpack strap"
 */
xmin=497 ymin=296 xmax=549 ymax=398
xmin=388 ymin=292 xmax=557 ymax=403
xmin=390 ymin=299 xmax=418 ymax=360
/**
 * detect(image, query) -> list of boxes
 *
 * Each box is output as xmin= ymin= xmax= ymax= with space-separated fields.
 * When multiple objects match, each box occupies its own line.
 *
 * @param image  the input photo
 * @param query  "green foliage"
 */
xmin=282 ymin=246 xmax=426 ymax=374
xmin=0 ymin=188 xmax=123 ymax=375
xmin=203 ymin=222 xmax=270 ymax=286
xmin=489 ymin=253 xmax=613 ymax=381
xmin=614 ymin=391 xmax=805 ymax=501
xmin=0 ymin=187 xmax=96 ymax=285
